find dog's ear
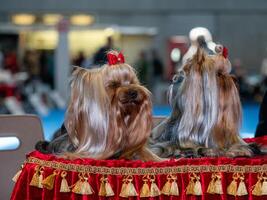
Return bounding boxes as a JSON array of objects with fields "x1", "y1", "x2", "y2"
[{"x1": 193, "y1": 48, "x2": 206, "y2": 64}]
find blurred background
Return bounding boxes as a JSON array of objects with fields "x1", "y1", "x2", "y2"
[{"x1": 0, "y1": 0, "x2": 267, "y2": 142}]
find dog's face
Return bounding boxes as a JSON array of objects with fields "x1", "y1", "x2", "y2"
[
  {"x1": 103, "y1": 64, "x2": 144, "y2": 118},
  {"x1": 102, "y1": 64, "x2": 152, "y2": 153}
]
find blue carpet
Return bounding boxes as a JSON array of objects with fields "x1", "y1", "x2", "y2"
[{"x1": 41, "y1": 103, "x2": 260, "y2": 141}]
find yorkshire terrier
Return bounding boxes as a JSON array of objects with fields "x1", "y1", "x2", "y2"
[
  {"x1": 149, "y1": 46, "x2": 260, "y2": 158},
  {"x1": 36, "y1": 51, "x2": 160, "y2": 161}
]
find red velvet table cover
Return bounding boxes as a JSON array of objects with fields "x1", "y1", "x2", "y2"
[{"x1": 11, "y1": 136, "x2": 267, "y2": 200}]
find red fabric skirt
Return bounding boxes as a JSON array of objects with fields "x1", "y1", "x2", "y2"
[{"x1": 11, "y1": 136, "x2": 267, "y2": 200}]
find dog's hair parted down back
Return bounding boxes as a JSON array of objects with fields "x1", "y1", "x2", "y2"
[{"x1": 149, "y1": 46, "x2": 257, "y2": 158}]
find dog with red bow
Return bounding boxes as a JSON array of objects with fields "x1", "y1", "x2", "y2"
[
  {"x1": 36, "y1": 51, "x2": 160, "y2": 161},
  {"x1": 149, "y1": 45, "x2": 260, "y2": 158}
]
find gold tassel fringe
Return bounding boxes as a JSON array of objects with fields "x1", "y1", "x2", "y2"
[
  {"x1": 72, "y1": 173, "x2": 94, "y2": 195},
  {"x1": 30, "y1": 166, "x2": 44, "y2": 188},
  {"x1": 119, "y1": 175, "x2": 138, "y2": 197},
  {"x1": 186, "y1": 174, "x2": 195, "y2": 195},
  {"x1": 236, "y1": 174, "x2": 248, "y2": 196},
  {"x1": 27, "y1": 165, "x2": 267, "y2": 197},
  {"x1": 262, "y1": 176, "x2": 267, "y2": 195},
  {"x1": 252, "y1": 173, "x2": 263, "y2": 196},
  {"x1": 161, "y1": 175, "x2": 172, "y2": 195},
  {"x1": 170, "y1": 175, "x2": 179, "y2": 196},
  {"x1": 60, "y1": 171, "x2": 70, "y2": 193},
  {"x1": 193, "y1": 174, "x2": 202, "y2": 195},
  {"x1": 42, "y1": 170, "x2": 60, "y2": 190},
  {"x1": 12, "y1": 164, "x2": 24, "y2": 183},
  {"x1": 227, "y1": 173, "x2": 238, "y2": 196},
  {"x1": 150, "y1": 175, "x2": 161, "y2": 197},
  {"x1": 207, "y1": 173, "x2": 216, "y2": 194},
  {"x1": 98, "y1": 175, "x2": 114, "y2": 197},
  {"x1": 214, "y1": 173, "x2": 223, "y2": 194},
  {"x1": 119, "y1": 178, "x2": 128, "y2": 198},
  {"x1": 140, "y1": 175, "x2": 150, "y2": 197},
  {"x1": 105, "y1": 180, "x2": 115, "y2": 197},
  {"x1": 126, "y1": 175, "x2": 138, "y2": 197}
]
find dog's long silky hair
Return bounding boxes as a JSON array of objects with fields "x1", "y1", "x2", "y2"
[
  {"x1": 211, "y1": 46, "x2": 250, "y2": 156},
  {"x1": 65, "y1": 67, "x2": 112, "y2": 159},
  {"x1": 174, "y1": 49, "x2": 218, "y2": 148},
  {"x1": 150, "y1": 47, "x2": 253, "y2": 157},
  {"x1": 101, "y1": 60, "x2": 159, "y2": 161},
  {"x1": 54, "y1": 51, "x2": 160, "y2": 161}
]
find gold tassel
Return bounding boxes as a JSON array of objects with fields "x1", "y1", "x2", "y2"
[
  {"x1": 193, "y1": 174, "x2": 202, "y2": 196},
  {"x1": 60, "y1": 171, "x2": 70, "y2": 193},
  {"x1": 42, "y1": 170, "x2": 60, "y2": 190},
  {"x1": 72, "y1": 173, "x2": 94, "y2": 195},
  {"x1": 98, "y1": 175, "x2": 114, "y2": 197},
  {"x1": 261, "y1": 177, "x2": 267, "y2": 195},
  {"x1": 105, "y1": 180, "x2": 115, "y2": 197},
  {"x1": 236, "y1": 174, "x2": 248, "y2": 196},
  {"x1": 227, "y1": 173, "x2": 238, "y2": 196},
  {"x1": 251, "y1": 173, "x2": 263, "y2": 196},
  {"x1": 12, "y1": 164, "x2": 24, "y2": 183},
  {"x1": 140, "y1": 175, "x2": 150, "y2": 198},
  {"x1": 207, "y1": 173, "x2": 216, "y2": 194},
  {"x1": 119, "y1": 177, "x2": 128, "y2": 198},
  {"x1": 126, "y1": 175, "x2": 138, "y2": 197},
  {"x1": 149, "y1": 175, "x2": 161, "y2": 197},
  {"x1": 12, "y1": 169, "x2": 22, "y2": 183},
  {"x1": 98, "y1": 177, "x2": 106, "y2": 196},
  {"x1": 169, "y1": 175, "x2": 179, "y2": 196},
  {"x1": 186, "y1": 174, "x2": 195, "y2": 195},
  {"x1": 214, "y1": 173, "x2": 223, "y2": 194},
  {"x1": 161, "y1": 175, "x2": 172, "y2": 195},
  {"x1": 30, "y1": 166, "x2": 44, "y2": 188}
]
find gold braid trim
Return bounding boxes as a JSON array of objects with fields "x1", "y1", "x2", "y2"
[{"x1": 26, "y1": 157, "x2": 267, "y2": 175}]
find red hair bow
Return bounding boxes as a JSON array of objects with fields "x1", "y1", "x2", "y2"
[
  {"x1": 222, "y1": 47, "x2": 228, "y2": 59},
  {"x1": 107, "y1": 52, "x2": 125, "y2": 65}
]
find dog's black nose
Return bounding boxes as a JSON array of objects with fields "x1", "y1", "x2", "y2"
[{"x1": 127, "y1": 90, "x2": 138, "y2": 99}]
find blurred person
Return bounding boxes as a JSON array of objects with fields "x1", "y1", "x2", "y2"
[
  {"x1": 151, "y1": 49, "x2": 164, "y2": 81},
  {"x1": 93, "y1": 36, "x2": 114, "y2": 65},
  {"x1": 81, "y1": 56, "x2": 94, "y2": 69},
  {"x1": 255, "y1": 90, "x2": 267, "y2": 137},
  {"x1": 4, "y1": 50, "x2": 19, "y2": 73},
  {"x1": 40, "y1": 50, "x2": 55, "y2": 89},
  {"x1": 135, "y1": 50, "x2": 149, "y2": 87},
  {"x1": 73, "y1": 51, "x2": 86, "y2": 67},
  {"x1": 23, "y1": 50, "x2": 41, "y2": 81},
  {"x1": 231, "y1": 58, "x2": 248, "y2": 98}
]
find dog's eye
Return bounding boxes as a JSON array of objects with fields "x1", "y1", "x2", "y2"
[{"x1": 109, "y1": 81, "x2": 120, "y2": 88}]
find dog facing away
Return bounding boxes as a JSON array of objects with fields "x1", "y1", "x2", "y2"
[
  {"x1": 149, "y1": 47, "x2": 258, "y2": 158},
  {"x1": 36, "y1": 51, "x2": 160, "y2": 161}
]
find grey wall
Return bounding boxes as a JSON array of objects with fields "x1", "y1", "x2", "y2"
[{"x1": 1, "y1": 0, "x2": 267, "y2": 72}]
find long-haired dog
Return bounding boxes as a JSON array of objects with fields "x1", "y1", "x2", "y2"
[
  {"x1": 149, "y1": 46, "x2": 259, "y2": 158},
  {"x1": 36, "y1": 51, "x2": 160, "y2": 161}
]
